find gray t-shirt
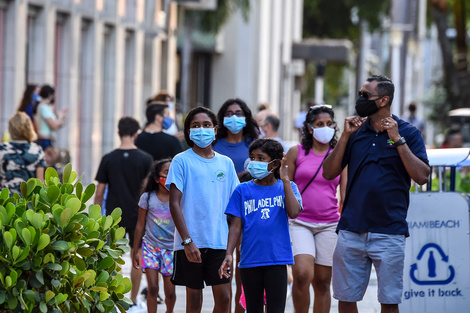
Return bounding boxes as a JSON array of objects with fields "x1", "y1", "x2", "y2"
[{"x1": 138, "y1": 191, "x2": 175, "y2": 250}]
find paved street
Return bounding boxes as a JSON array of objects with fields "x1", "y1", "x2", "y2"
[{"x1": 122, "y1": 251, "x2": 381, "y2": 313}]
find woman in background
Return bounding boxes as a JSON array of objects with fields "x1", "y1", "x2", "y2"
[
  {"x1": 18, "y1": 83, "x2": 41, "y2": 123},
  {"x1": 0, "y1": 112, "x2": 46, "y2": 195},
  {"x1": 286, "y1": 104, "x2": 346, "y2": 313}
]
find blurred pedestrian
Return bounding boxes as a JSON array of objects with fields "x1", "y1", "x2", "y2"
[
  {"x1": 285, "y1": 104, "x2": 346, "y2": 313},
  {"x1": 17, "y1": 83, "x2": 41, "y2": 124},
  {"x1": 441, "y1": 127, "x2": 463, "y2": 148},
  {"x1": 136, "y1": 102, "x2": 183, "y2": 161},
  {"x1": 218, "y1": 138, "x2": 302, "y2": 313},
  {"x1": 403, "y1": 102, "x2": 425, "y2": 137},
  {"x1": 133, "y1": 159, "x2": 176, "y2": 313},
  {"x1": 213, "y1": 98, "x2": 260, "y2": 174},
  {"x1": 34, "y1": 85, "x2": 67, "y2": 167},
  {"x1": 166, "y1": 106, "x2": 239, "y2": 313},
  {"x1": 0, "y1": 112, "x2": 46, "y2": 195},
  {"x1": 261, "y1": 114, "x2": 288, "y2": 152},
  {"x1": 94, "y1": 117, "x2": 153, "y2": 308},
  {"x1": 323, "y1": 75, "x2": 430, "y2": 313}
]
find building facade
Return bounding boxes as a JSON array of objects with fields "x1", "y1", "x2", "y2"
[{"x1": 0, "y1": 0, "x2": 178, "y2": 183}]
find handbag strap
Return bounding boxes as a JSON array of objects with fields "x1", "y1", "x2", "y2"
[{"x1": 300, "y1": 146, "x2": 331, "y2": 195}]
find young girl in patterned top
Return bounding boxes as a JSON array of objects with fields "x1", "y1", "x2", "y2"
[{"x1": 133, "y1": 159, "x2": 175, "y2": 313}]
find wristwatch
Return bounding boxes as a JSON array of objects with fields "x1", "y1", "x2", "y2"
[
  {"x1": 181, "y1": 238, "x2": 193, "y2": 246},
  {"x1": 393, "y1": 137, "x2": 406, "y2": 148}
]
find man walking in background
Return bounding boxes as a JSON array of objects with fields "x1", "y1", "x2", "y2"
[{"x1": 94, "y1": 116, "x2": 153, "y2": 309}]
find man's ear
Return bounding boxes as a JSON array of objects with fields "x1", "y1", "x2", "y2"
[{"x1": 379, "y1": 96, "x2": 390, "y2": 108}]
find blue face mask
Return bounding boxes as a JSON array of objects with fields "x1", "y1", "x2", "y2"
[
  {"x1": 247, "y1": 160, "x2": 275, "y2": 180},
  {"x1": 223, "y1": 116, "x2": 246, "y2": 134},
  {"x1": 162, "y1": 117, "x2": 174, "y2": 130},
  {"x1": 190, "y1": 128, "x2": 215, "y2": 148}
]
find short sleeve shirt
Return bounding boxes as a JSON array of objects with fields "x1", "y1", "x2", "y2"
[
  {"x1": 95, "y1": 148, "x2": 153, "y2": 228},
  {"x1": 213, "y1": 138, "x2": 252, "y2": 174},
  {"x1": 165, "y1": 149, "x2": 239, "y2": 251},
  {"x1": 36, "y1": 103, "x2": 56, "y2": 137},
  {"x1": 135, "y1": 131, "x2": 183, "y2": 161},
  {"x1": 339, "y1": 115, "x2": 428, "y2": 236},
  {"x1": 0, "y1": 141, "x2": 46, "y2": 195},
  {"x1": 225, "y1": 180, "x2": 302, "y2": 268},
  {"x1": 139, "y1": 192, "x2": 175, "y2": 250}
]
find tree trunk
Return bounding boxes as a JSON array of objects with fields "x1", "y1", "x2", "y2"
[
  {"x1": 453, "y1": 0, "x2": 469, "y2": 108},
  {"x1": 430, "y1": 5, "x2": 460, "y2": 108}
]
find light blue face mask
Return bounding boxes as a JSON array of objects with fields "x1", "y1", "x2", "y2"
[
  {"x1": 247, "y1": 160, "x2": 276, "y2": 180},
  {"x1": 190, "y1": 128, "x2": 215, "y2": 148},
  {"x1": 223, "y1": 116, "x2": 246, "y2": 134}
]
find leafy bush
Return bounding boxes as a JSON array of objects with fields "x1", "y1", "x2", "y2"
[{"x1": 0, "y1": 164, "x2": 132, "y2": 313}]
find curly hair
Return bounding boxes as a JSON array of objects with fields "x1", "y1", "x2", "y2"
[
  {"x1": 141, "y1": 158, "x2": 172, "y2": 195},
  {"x1": 216, "y1": 98, "x2": 260, "y2": 143},
  {"x1": 249, "y1": 138, "x2": 284, "y2": 179},
  {"x1": 184, "y1": 106, "x2": 218, "y2": 147},
  {"x1": 301, "y1": 106, "x2": 338, "y2": 155},
  {"x1": 8, "y1": 112, "x2": 37, "y2": 142}
]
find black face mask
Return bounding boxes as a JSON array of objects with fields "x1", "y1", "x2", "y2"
[{"x1": 355, "y1": 96, "x2": 379, "y2": 117}]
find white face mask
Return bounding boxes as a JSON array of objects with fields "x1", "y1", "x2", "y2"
[{"x1": 313, "y1": 126, "x2": 335, "y2": 144}]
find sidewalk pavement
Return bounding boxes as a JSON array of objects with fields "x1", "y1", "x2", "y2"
[{"x1": 122, "y1": 251, "x2": 381, "y2": 313}]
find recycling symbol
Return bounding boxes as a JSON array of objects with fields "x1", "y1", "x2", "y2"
[{"x1": 410, "y1": 243, "x2": 455, "y2": 285}]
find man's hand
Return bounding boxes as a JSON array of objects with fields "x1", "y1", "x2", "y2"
[
  {"x1": 344, "y1": 116, "x2": 366, "y2": 134},
  {"x1": 381, "y1": 117, "x2": 400, "y2": 142}
]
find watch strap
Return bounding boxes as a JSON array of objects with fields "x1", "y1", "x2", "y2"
[
  {"x1": 393, "y1": 137, "x2": 406, "y2": 147},
  {"x1": 181, "y1": 238, "x2": 192, "y2": 246}
]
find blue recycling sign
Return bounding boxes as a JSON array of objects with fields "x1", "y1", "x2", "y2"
[
  {"x1": 400, "y1": 193, "x2": 470, "y2": 313},
  {"x1": 409, "y1": 243, "x2": 455, "y2": 285}
]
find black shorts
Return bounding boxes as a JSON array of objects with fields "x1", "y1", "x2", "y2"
[{"x1": 171, "y1": 248, "x2": 230, "y2": 289}]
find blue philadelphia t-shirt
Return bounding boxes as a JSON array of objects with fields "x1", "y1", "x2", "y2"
[
  {"x1": 166, "y1": 149, "x2": 239, "y2": 251},
  {"x1": 339, "y1": 115, "x2": 429, "y2": 236},
  {"x1": 213, "y1": 138, "x2": 252, "y2": 173},
  {"x1": 225, "y1": 180, "x2": 302, "y2": 268}
]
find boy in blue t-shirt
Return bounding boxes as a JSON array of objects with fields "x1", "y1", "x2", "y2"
[{"x1": 166, "y1": 106, "x2": 239, "y2": 313}]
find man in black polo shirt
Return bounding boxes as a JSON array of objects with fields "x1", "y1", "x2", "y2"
[{"x1": 323, "y1": 75, "x2": 430, "y2": 313}]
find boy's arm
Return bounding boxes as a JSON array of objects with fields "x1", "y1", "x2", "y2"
[
  {"x1": 94, "y1": 182, "x2": 106, "y2": 205},
  {"x1": 169, "y1": 183, "x2": 201, "y2": 263},
  {"x1": 219, "y1": 216, "x2": 242, "y2": 279}
]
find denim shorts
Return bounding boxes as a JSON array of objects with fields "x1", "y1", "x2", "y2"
[{"x1": 332, "y1": 230, "x2": 406, "y2": 304}]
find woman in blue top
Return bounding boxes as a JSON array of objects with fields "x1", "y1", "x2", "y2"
[
  {"x1": 213, "y1": 98, "x2": 260, "y2": 174},
  {"x1": 219, "y1": 138, "x2": 303, "y2": 313}
]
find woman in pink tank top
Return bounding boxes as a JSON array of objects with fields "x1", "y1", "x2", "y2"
[{"x1": 285, "y1": 104, "x2": 346, "y2": 313}]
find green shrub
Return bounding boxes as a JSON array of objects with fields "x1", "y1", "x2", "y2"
[{"x1": 0, "y1": 164, "x2": 132, "y2": 313}]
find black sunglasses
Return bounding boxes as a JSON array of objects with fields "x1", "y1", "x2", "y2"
[{"x1": 358, "y1": 90, "x2": 385, "y2": 100}]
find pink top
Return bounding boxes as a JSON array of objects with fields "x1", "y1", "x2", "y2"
[{"x1": 294, "y1": 144, "x2": 341, "y2": 223}]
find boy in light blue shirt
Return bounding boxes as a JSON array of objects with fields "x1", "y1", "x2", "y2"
[{"x1": 166, "y1": 106, "x2": 238, "y2": 313}]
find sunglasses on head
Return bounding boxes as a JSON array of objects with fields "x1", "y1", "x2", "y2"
[
  {"x1": 358, "y1": 90, "x2": 385, "y2": 100},
  {"x1": 309, "y1": 104, "x2": 333, "y2": 112}
]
